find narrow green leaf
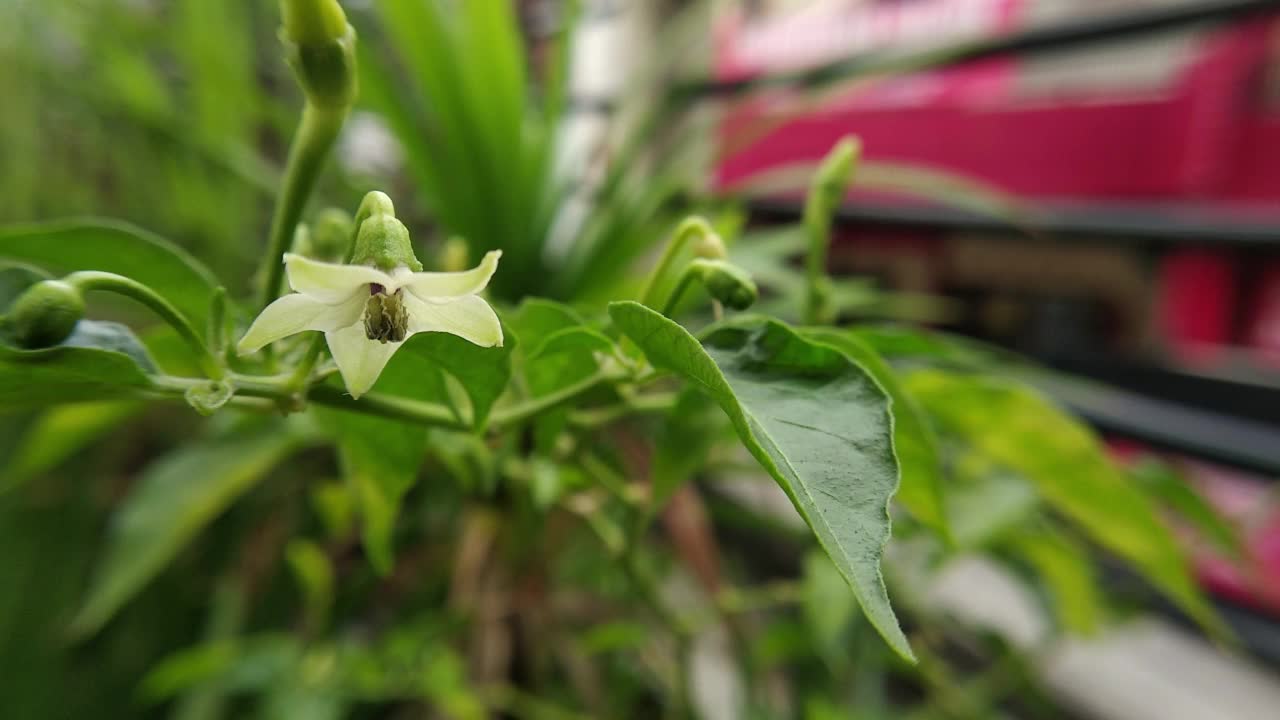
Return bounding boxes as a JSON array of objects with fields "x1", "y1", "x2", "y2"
[
  {"x1": 803, "y1": 550, "x2": 856, "y2": 657},
  {"x1": 1005, "y1": 527, "x2": 1104, "y2": 635},
  {"x1": 1130, "y1": 457, "x2": 1243, "y2": 557},
  {"x1": 0, "y1": 219, "x2": 220, "y2": 330},
  {"x1": 3, "y1": 401, "x2": 142, "y2": 491},
  {"x1": 528, "y1": 325, "x2": 618, "y2": 362},
  {"x1": 610, "y1": 302, "x2": 913, "y2": 661},
  {"x1": 804, "y1": 328, "x2": 949, "y2": 540},
  {"x1": 905, "y1": 371, "x2": 1228, "y2": 639},
  {"x1": 72, "y1": 424, "x2": 301, "y2": 637}
]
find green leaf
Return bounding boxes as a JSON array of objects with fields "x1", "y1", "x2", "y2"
[
  {"x1": 72, "y1": 424, "x2": 301, "y2": 637},
  {"x1": 849, "y1": 325, "x2": 1010, "y2": 369},
  {"x1": 649, "y1": 389, "x2": 724, "y2": 514},
  {"x1": 1130, "y1": 457, "x2": 1243, "y2": 557},
  {"x1": 946, "y1": 464, "x2": 1039, "y2": 550},
  {"x1": 904, "y1": 371, "x2": 1227, "y2": 639},
  {"x1": 507, "y1": 299, "x2": 600, "y2": 452},
  {"x1": 286, "y1": 540, "x2": 334, "y2": 633},
  {"x1": 0, "y1": 324, "x2": 153, "y2": 408},
  {"x1": 804, "y1": 329, "x2": 949, "y2": 539},
  {"x1": 402, "y1": 328, "x2": 513, "y2": 430},
  {"x1": 803, "y1": 550, "x2": 856, "y2": 658},
  {"x1": 609, "y1": 302, "x2": 913, "y2": 661},
  {"x1": 2, "y1": 401, "x2": 142, "y2": 492},
  {"x1": 315, "y1": 352, "x2": 449, "y2": 573},
  {"x1": 528, "y1": 325, "x2": 618, "y2": 362},
  {"x1": 0, "y1": 219, "x2": 220, "y2": 330},
  {"x1": 1005, "y1": 527, "x2": 1104, "y2": 635}
]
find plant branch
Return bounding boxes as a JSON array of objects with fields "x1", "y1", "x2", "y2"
[
  {"x1": 65, "y1": 271, "x2": 224, "y2": 380},
  {"x1": 256, "y1": 105, "x2": 346, "y2": 313}
]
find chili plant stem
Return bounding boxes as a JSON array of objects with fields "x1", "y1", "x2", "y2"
[
  {"x1": 638, "y1": 216, "x2": 719, "y2": 310},
  {"x1": 65, "y1": 271, "x2": 225, "y2": 380},
  {"x1": 257, "y1": 105, "x2": 346, "y2": 314}
]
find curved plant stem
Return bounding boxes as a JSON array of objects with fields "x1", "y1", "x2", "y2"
[
  {"x1": 488, "y1": 369, "x2": 618, "y2": 428},
  {"x1": 287, "y1": 335, "x2": 328, "y2": 390},
  {"x1": 65, "y1": 271, "x2": 224, "y2": 380},
  {"x1": 638, "y1": 216, "x2": 717, "y2": 310},
  {"x1": 660, "y1": 266, "x2": 699, "y2": 318}
]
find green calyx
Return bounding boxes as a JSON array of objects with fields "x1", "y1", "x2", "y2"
[
  {"x1": 691, "y1": 259, "x2": 758, "y2": 311},
  {"x1": 6, "y1": 280, "x2": 85, "y2": 348},
  {"x1": 348, "y1": 191, "x2": 423, "y2": 272},
  {"x1": 280, "y1": 1, "x2": 356, "y2": 111}
]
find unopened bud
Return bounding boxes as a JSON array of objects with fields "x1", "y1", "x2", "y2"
[
  {"x1": 280, "y1": 0, "x2": 357, "y2": 110},
  {"x1": 438, "y1": 236, "x2": 470, "y2": 273},
  {"x1": 692, "y1": 230, "x2": 727, "y2": 260},
  {"x1": 310, "y1": 208, "x2": 354, "y2": 260},
  {"x1": 281, "y1": 0, "x2": 348, "y2": 46},
  {"x1": 6, "y1": 280, "x2": 84, "y2": 348},
  {"x1": 691, "y1": 259, "x2": 757, "y2": 311}
]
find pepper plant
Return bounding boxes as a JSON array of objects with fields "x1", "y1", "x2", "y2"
[{"x1": 0, "y1": 1, "x2": 1235, "y2": 718}]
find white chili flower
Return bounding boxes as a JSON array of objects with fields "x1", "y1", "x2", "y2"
[{"x1": 238, "y1": 250, "x2": 503, "y2": 398}]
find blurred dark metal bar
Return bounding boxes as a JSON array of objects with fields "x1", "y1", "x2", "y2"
[
  {"x1": 750, "y1": 198, "x2": 1280, "y2": 248},
  {"x1": 685, "y1": 0, "x2": 1280, "y2": 98}
]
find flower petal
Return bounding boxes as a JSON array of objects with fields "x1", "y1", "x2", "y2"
[
  {"x1": 284, "y1": 253, "x2": 391, "y2": 303},
  {"x1": 237, "y1": 293, "x2": 364, "y2": 355},
  {"x1": 399, "y1": 250, "x2": 501, "y2": 302},
  {"x1": 325, "y1": 324, "x2": 404, "y2": 398},
  {"x1": 404, "y1": 293, "x2": 503, "y2": 347}
]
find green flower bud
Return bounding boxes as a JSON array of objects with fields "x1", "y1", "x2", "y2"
[
  {"x1": 6, "y1": 280, "x2": 84, "y2": 348},
  {"x1": 281, "y1": 0, "x2": 348, "y2": 46},
  {"x1": 310, "y1": 208, "x2": 354, "y2": 260},
  {"x1": 692, "y1": 228, "x2": 727, "y2": 260},
  {"x1": 813, "y1": 136, "x2": 860, "y2": 212},
  {"x1": 438, "y1": 236, "x2": 470, "y2": 273},
  {"x1": 349, "y1": 191, "x2": 423, "y2": 272},
  {"x1": 280, "y1": 0, "x2": 357, "y2": 111},
  {"x1": 691, "y1": 259, "x2": 758, "y2": 311}
]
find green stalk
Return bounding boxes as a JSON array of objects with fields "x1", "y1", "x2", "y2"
[
  {"x1": 257, "y1": 104, "x2": 347, "y2": 311},
  {"x1": 803, "y1": 137, "x2": 859, "y2": 325},
  {"x1": 638, "y1": 216, "x2": 720, "y2": 309},
  {"x1": 65, "y1": 271, "x2": 224, "y2": 380}
]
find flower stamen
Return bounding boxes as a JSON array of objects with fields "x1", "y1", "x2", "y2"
[{"x1": 363, "y1": 288, "x2": 409, "y2": 343}]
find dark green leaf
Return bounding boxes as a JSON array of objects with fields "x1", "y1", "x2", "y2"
[
  {"x1": 402, "y1": 327, "x2": 514, "y2": 430},
  {"x1": 610, "y1": 302, "x2": 913, "y2": 661},
  {"x1": 0, "y1": 324, "x2": 153, "y2": 408},
  {"x1": 0, "y1": 219, "x2": 220, "y2": 330},
  {"x1": 72, "y1": 424, "x2": 302, "y2": 636},
  {"x1": 905, "y1": 371, "x2": 1227, "y2": 639},
  {"x1": 804, "y1": 329, "x2": 949, "y2": 539},
  {"x1": 315, "y1": 353, "x2": 449, "y2": 573}
]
